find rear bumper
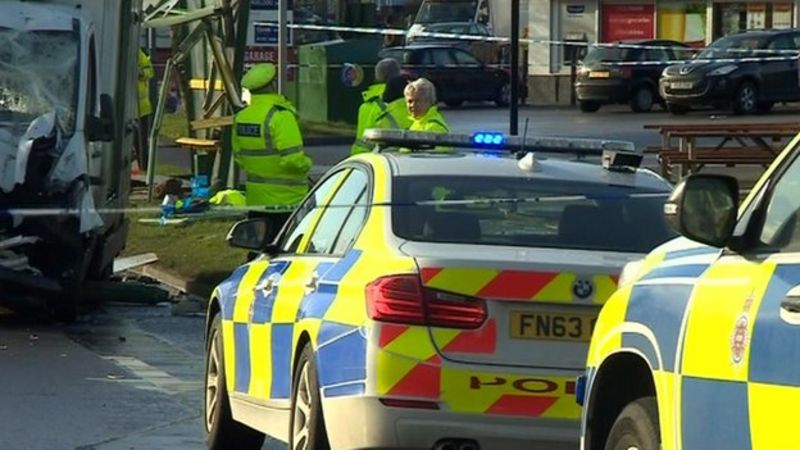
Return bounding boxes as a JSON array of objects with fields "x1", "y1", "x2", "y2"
[{"x1": 322, "y1": 396, "x2": 579, "y2": 450}]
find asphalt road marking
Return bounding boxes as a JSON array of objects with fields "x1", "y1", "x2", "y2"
[{"x1": 97, "y1": 355, "x2": 202, "y2": 396}]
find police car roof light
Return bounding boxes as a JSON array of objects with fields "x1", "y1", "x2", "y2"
[
  {"x1": 364, "y1": 129, "x2": 641, "y2": 168},
  {"x1": 472, "y1": 131, "x2": 506, "y2": 147}
]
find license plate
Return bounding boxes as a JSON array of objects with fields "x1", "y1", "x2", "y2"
[
  {"x1": 589, "y1": 71, "x2": 610, "y2": 78},
  {"x1": 510, "y1": 311, "x2": 596, "y2": 342},
  {"x1": 671, "y1": 81, "x2": 694, "y2": 90}
]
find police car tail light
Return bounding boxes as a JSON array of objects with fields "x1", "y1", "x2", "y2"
[
  {"x1": 425, "y1": 290, "x2": 487, "y2": 329},
  {"x1": 366, "y1": 275, "x2": 487, "y2": 329},
  {"x1": 366, "y1": 275, "x2": 426, "y2": 326}
]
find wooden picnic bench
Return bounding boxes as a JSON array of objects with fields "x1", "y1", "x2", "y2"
[
  {"x1": 172, "y1": 115, "x2": 235, "y2": 176},
  {"x1": 644, "y1": 122, "x2": 799, "y2": 180}
]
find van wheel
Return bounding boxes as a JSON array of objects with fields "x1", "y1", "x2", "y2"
[
  {"x1": 579, "y1": 101, "x2": 601, "y2": 113},
  {"x1": 630, "y1": 86, "x2": 654, "y2": 112},
  {"x1": 204, "y1": 314, "x2": 265, "y2": 450},
  {"x1": 733, "y1": 81, "x2": 758, "y2": 115},
  {"x1": 666, "y1": 103, "x2": 689, "y2": 115},
  {"x1": 604, "y1": 397, "x2": 660, "y2": 450},
  {"x1": 290, "y1": 344, "x2": 330, "y2": 450}
]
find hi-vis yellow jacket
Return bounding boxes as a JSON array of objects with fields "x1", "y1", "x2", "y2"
[{"x1": 233, "y1": 93, "x2": 311, "y2": 207}]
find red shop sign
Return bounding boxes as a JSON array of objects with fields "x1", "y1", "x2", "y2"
[
  {"x1": 244, "y1": 46, "x2": 298, "y2": 81},
  {"x1": 602, "y1": 4, "x2": 655, "y2": 42}
]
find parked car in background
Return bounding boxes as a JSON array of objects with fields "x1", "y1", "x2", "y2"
[
  {"x1": 379, "y1": 45, "x2": 525, "y2": 107},
  {"x1": 575, "y1": 40, "x2": 693, "y2": 113},
  {"x1": 405, "y1": 22, "x2": 499, "y2": 64},
  {"x1": 660, "y1": 29, "x2": 800, "y2": 115}
]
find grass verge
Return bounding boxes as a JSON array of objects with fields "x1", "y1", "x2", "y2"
[
  {"x1": 158, "y1": 112, "x2": 190, "y2": 143},
  {"x1": 123, "y1": 196, "x2": 248, "y2": 297}
]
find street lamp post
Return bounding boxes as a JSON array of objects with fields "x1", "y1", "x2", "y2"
[
  {"x1": 510, "y1": 0, "x2": 520, "y2": 135},
  {"x1": 278, "y1": 0, "x2": 288, "y2": 95}
]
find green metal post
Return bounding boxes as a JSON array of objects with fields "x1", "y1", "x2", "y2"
[{"x1": 219, "y1": 0, "x2": 249, "y2": 190}]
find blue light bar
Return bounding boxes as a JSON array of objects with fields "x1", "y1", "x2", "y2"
[{"x1": 472, "y1": 131, "x2": 505, "y2": 148}]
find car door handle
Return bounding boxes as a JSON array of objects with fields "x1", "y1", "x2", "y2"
[
  {"x1": 305, "y1": 274, "x2": 319, "y2": 292},
  {"x1": 255, "y1": 274, "x2": 279, "y2": 295},
  {"x1": 781, "y1": 297, "x2": 800, "y2": 313},
  {"x1": 256, "y1": 278, "x2": 275, "y2": 294},
  {"x1": 782, "y1": 287, "x2": 800, "y2": 313},
  {"x1": 780, "y1": 287, "x2": 800, "y2": 324}
]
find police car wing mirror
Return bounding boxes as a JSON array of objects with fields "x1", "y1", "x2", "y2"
[
  {"x1": 227, "y1": 218, "x2": 272, "y2": 251},
  {"x1": 664, "y1": 174, "x2": 739, "y2": 248}
]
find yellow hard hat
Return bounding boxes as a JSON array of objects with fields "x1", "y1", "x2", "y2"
[{"x1": 242, "y1": 63, "x2": 277, "y2": 91}]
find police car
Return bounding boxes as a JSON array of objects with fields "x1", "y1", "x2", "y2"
[
  {"x1": 203, "y1": 130, "x2": 675, "y2": 450},
  {"x1": 578, "y1": 133, "x2": 800, "y2": 450}
]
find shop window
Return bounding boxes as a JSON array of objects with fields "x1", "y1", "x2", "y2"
[
  {"x1": 657, "y1": 3, "x2": 707, "y2": 47},
  {"x1": 601, "y1": 4, "x2": 655, "y2": 42},
  {"x1": 713, "y1": 3, "x2": 794, "y2": 39}
]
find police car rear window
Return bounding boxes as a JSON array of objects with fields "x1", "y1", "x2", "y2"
[{"x1": 391, "y1": 176, "x2": 677, "y2": 253}]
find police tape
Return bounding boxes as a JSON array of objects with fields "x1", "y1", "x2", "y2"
[
  {"x1": 275, "y1": 56, "x2": 797, "y2": 70},
  {"x1": 257, "y1": 21, "x2": 800, "y2": 56},
  {"x1": 0, "y1": 193, "x2": 672, "y2": 217}
]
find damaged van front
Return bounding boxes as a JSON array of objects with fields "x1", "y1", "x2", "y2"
[{"x1": 0, "y1": 1, "x2": 140, "y2": 320}]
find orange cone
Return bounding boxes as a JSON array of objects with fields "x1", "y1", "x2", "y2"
[{"x1": 132, "y1": 160, "x2": 141, "y2": 176}]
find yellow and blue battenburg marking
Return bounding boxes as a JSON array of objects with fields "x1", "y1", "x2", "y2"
[
  {"x1": 218, "y1": 250, "x2": 367, "y2": 400},
  {"x1": 584, "y1": 233, "x2": 800, "y2": 450},
  {"x1": 305, "y1": 251, "x2": 368, "y2": 397}
]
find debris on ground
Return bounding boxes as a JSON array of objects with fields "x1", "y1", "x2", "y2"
[
  {"x1": 113, "y1": 253, "x2": 159, "y2": 273},
  {"x1": 82, "y1": 280, "x2": 171, "y2": 306}
]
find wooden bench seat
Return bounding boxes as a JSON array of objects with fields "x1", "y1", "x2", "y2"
[
  {"x1": 174, "y1": 137, "x2": 220, "y2": 151},
  {"x1": 643, "y1": 145, "x2": 771, "y2": 155},
  {"x1": 658, "y1": 147, "x2": 776, "y2": 179},
  {"x1": 659, "y1": 147, "x2": 774, "y2": 158}
]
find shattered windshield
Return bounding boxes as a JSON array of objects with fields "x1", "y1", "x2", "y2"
[{"x1": 0, "y1": 27, "x2": 79, "y2": 137}]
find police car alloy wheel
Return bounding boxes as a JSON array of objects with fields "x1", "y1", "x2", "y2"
[
  {"x1": 604, "y1": 397, "x2": 660, "y2": 450},
  {"x1": 204, "y1": 315, "x2": 265, "y2": 450},
  {"x1": 290, "y1": 344, "x2": 330, "y2": 450}
]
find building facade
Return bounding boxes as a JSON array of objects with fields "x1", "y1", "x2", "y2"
[{"x1": 527, "y1": 0, "x2": 800, "y2": 104}]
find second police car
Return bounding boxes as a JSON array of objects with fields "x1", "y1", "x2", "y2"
[
  {"x1": 579, "y1": 131, "x2": 800, "y2": 449},
  {"x1": 203, "y1": 130, "x2": 676, "y2": 450}
]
